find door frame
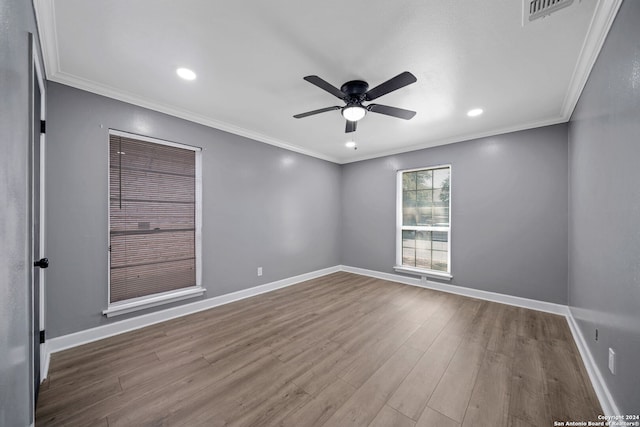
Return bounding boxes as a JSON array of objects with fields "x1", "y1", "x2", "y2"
[{"x1": 30, "y1": 31, "x2": 46, "y2": 407}]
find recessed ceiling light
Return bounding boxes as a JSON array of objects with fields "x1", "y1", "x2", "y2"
[
  {"x1": 467, "y1": 108, "x2": 483, "y2": 117},
  {"x1": 345, "y1": 141, "x2": 357, "y2": 148},
  {"x1": 176, "y1": 67, "x2": 196, "y2": 81}
]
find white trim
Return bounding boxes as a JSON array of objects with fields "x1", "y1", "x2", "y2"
[
  {"x1": 341, "y1": 265, "x2": 569, "y2": 316},
  {"x1": 393, "y1": 265, "x2": 452, "y2": 280},
  {"x1": 33, "y1": 0, "x2": 60, "y2": 79},
  {"x1": 396, "y1": 165, "x2": 452, "y2": 277},
  {"x1": 340, "y1": 116, "x2": 568, "y2": 164},
  {"x1": 195, "y1": 149, "x2": 202, "y2": 290},
  {"x1": 32, "y1": 33, "x2": 47, "y2": 386},
  {"x1": 42, "y1": 265, "x2": 340, "y2": 379},
  {"x1": 41, "y1": 263, "x2": 617, "y2": 415},
  {"x1": 33, "y1": 0, "x2": 621, "y2": 166},
  {"x1": 102, "y1": 287, "x2": 207, "y2": 317},
  {"x1": 54, "y1": 71, "x2": 339, "y2": 163},
  {"x1": 561, "y1": 0, "x2": 624, "y2": 119},
  {"x1": 33, "y1": 0, "x2": 338, "y2": 163},
  {"x1": 565, "y1": 308, "x2": 621, "y2": 417},
  {"x1": 109, "y1": 128, "x2": 202, "y2": 152}
]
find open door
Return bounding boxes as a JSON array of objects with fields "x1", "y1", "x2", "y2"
[{"x1": 29, "y1": 33, "x2": 47, "y2": 407}]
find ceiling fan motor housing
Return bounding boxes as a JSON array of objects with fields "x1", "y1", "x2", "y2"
[{"x1": 340, "y1": 80, "x2": 369, "y2": 101}]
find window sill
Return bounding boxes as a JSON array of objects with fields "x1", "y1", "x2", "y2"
[
  {"x1": 393, "y1": 266, "x2": 453, "y2": 280},
  {"x1": 103, "y1": 286, "x2": 206, "y2": 318}
]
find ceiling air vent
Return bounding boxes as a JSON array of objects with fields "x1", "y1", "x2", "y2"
[{"x1": 523, "y1": 0, "x2": 574, "y2": 25}]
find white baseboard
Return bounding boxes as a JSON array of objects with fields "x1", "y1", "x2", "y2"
[
  {"x1": 566, "y1": 308, "x2": 620, "y2": 417},
  {"x1": 42, "y1": 265, "x2": 340, "y2": 379},
  {"x1": 42, "y1": 263, "x2": 619, "y2": 417},
  {"x1": 340, "y1": 265, "x2": 569, "y2": 315}
]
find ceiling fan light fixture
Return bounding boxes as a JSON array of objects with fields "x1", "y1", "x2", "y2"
[
  {"x1": 345, "y1": 141, "x2": 357, "y2": 148},
  {"x1": 467, "y1": 108, "x2": 483, "y2": 117},
  {"x1": 342, "y1": 105, "x2": 366, "y2": 122}
]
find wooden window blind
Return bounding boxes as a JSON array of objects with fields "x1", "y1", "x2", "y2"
[{"x1": 109, "y1": 134, "x2": 197, "y2": 303}]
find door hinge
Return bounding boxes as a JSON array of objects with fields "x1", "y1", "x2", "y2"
[
  {"x1": 39, "y1": 330, "x2": 45, "y2": 344},
  {"x1": 40, "y1": 120, "x2": 46, "y2": 134}
]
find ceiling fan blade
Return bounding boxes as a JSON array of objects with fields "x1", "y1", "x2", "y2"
[
  {"x1": 364, "y1": 72, "x2": 417, "y2": 101},
  {"x1": 367, "y1": 104, "x2": 416, "y2": 120},
  {"x1": 345, "y1": 120, "x2": 357, "y2": 133},
  {"x1": 303, "y1": 76, "x2": 346, "y2": 99},
  {"x1": 293, "y1": 106, "x2": 341, "y2": 119}
]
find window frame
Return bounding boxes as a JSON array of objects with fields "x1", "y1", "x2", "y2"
[
  {"x1": 394, "y1": 164, "x2": 453, "y2": 280},
  {"x1": 103, "y1": 129, "x2": 204, "y2": 317}
]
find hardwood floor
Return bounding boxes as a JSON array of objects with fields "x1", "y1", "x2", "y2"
[{"x1": 36, "y1": 272, "x2": 602, "y2": 426}]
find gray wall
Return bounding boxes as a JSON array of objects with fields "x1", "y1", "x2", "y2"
[
  {"x1": 342, "y1": 124, "x2": 569, "y2": 304},
  {"x1": 46, "y1": 82, "x2": 341, "y2": 337},
  {"x1": 0, "y1": 0, "x2": 42, "y2": 425},
  {"x1": 568, "y1": 0, "x2": 640, "y2": 415}
]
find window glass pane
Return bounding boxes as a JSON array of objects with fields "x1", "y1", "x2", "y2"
[
  {"x1": 432, "y1": 206, "x2": 449, "y2": 226},
  {"x1": 416, "y1": 207, "x2": 433, "y2": 226},
  {"x1": 431, "y1": 250, "x2": 448, "y2": 271},
  {"x1": 416, "y1": 170, "x2": 432, "y2": 189},
  {"x1": 432, "y1": 231, "x2": 448, "y2": 251},
  {"x1": 416, "y1": 190, "x2": 432, "y2": 207},
  {"x1": 415, "y1": 231, "x2": 431, "y2": 250},
  {"x1": 433, "y1": 168, "x2": 450, "y2": 189},
  {"x1": 440, "y1": 179, "x2": 450, "y2": 205},
  {"x1": 402, "y1": 230, "x2": 449, "y2": 272},
  {"x1": 403, "y1": 191, "x2": 416, "y2": 208},
  {"x1": 402, "y1": 230, "x2": 416, "y2": 248},
  {"x1": 403, "y1": 172, "x2": 417, "y2": 191},
  {"x1": 416, "y1": 249, "x2": 431, "y2": 269},
  {"x1": 403, "y1": 192, "x2": 417, "y2": 226},
  {"x1": 399, "y1": 166, "x2": 450, "y2": 274},
  {"x1": 403, "y1": 209, "x2": 417, "y2": 226},
  {"x1": 402, "y1": 247, "x2": 416, "y2": 266}
]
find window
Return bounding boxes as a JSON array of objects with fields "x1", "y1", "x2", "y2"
[
  {"x1": 104, "y1": 130, "x2": 203, "y2": 316},
  {"x1": 395, "y1": 165, "x2": 452, "y2": 278}
]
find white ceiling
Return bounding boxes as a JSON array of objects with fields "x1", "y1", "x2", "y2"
[{"x1": 35, "y1": 0, "x2": 621, "y2": 164}]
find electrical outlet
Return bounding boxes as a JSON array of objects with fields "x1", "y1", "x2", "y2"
[
  {"x1": 608, "y1": 348, "x2": 616, "y2": 375},
  {"x1": 257, "y1": 267, "x2": 263, "y2": 277}
]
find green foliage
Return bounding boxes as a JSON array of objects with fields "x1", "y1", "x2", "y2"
[{"x1": 440, "y1": 176, "x2": 450, "y2": 204}]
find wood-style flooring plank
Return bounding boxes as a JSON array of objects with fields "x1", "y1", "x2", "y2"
[
  {"x1": 388, "y1": 331, "x2": 462, "y2": 420},
  {"x1": 416, "y1": 407, "x2": 461, "y2": 427},
  {"x1": 405, "y1": 293, "x2": 463, "y2": 352},
  {"x1": 41, "y1": 355, "x2": 211, "y2": 426},
  {"x1": 281, "y1": 378, "x2": 356, "y2": 427},
  {"x1": 369, "y1": 405, "x2": 416, "y2": 427},
  {"x1": 322, "y1": 344, "x2": 422, "y2": 427},
  {"x1": 427, "y1": 340, "x2": 486, "y2": 423},
  {"x1": 462, "y1": 350, "x2": 511, "y2": 427},
  {"x1": 337, "y1": 319, "x2": 422, "y2": 388},
  {"x1": 541, "y1": 338, "x2": 602, "y2": 423},
  {"x1": 36, "y1": 272, "x2": 603, "y2": 426}
]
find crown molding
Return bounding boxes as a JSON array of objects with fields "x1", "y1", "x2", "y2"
[
  {"x1": 33, "y1": 1, "x2": 339, "y2": 164},
  {"x1": 35, "y1": 0, "x2": 621, "y2": 165},
  {"x1": 33, "y1": 0, "x2": 60, "y2": 79},
  {"x1": 48, "y1": 71, "x2": 340, "y2": 163},
  {"x1": 339, "y1": 115, "x2": 568, "y2": 164},
  {"x1": 561, "y1": 0, "x2": 623, "y2": 119}
]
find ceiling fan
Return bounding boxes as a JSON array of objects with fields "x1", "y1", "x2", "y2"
[{"x1": 293, "y1": 71, "x2": 417, "y2": 133}]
